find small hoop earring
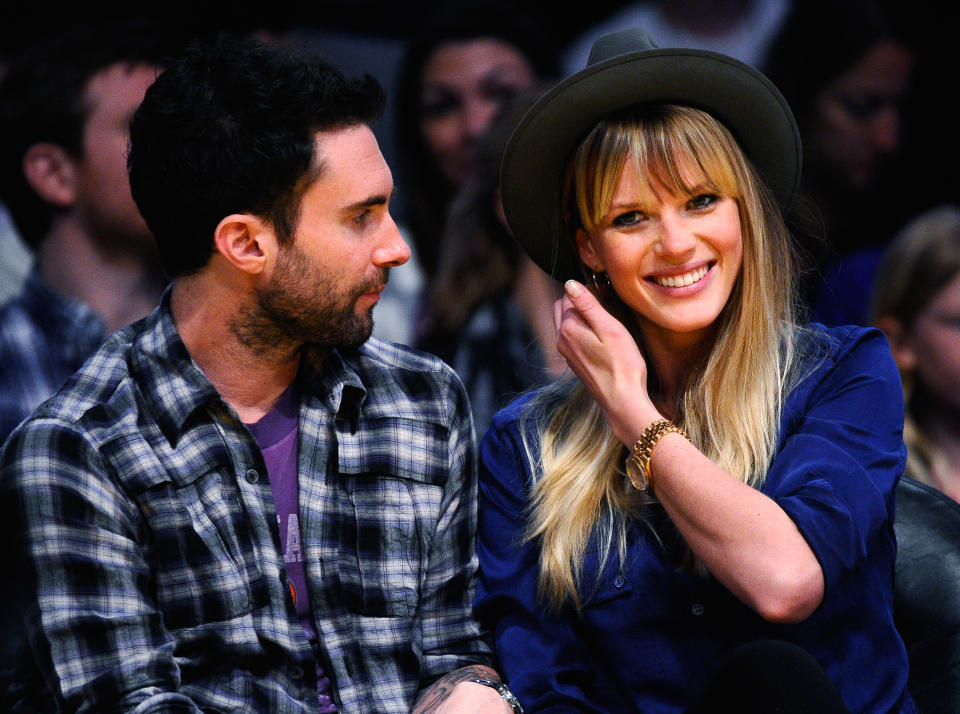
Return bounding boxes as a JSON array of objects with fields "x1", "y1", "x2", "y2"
[{"x1": 591, "y1": 270, "x2": 612, "y2": 294}]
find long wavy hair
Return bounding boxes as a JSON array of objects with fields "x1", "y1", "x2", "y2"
[{"x1": 522, "y1": 105, "x2": 804, "y2": 611}]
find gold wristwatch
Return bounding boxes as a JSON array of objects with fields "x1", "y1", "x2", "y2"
[{"x1": 625, "y1": 419, "x2": 688, "y2": 493}]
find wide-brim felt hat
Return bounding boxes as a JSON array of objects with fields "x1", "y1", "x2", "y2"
[{"x1": 500, "y1": 27, "x2": 801, "y2": 282}]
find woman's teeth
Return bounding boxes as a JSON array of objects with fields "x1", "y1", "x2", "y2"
[{"x1": 653, "y1": 265, "x2": 709, "y2": 288}]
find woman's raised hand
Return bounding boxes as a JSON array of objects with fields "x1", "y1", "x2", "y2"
[{"x1": 553, "y1": 280, "x2": 661, "y2": 445}]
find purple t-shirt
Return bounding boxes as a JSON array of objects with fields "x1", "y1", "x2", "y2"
[{"x1": 248, "y1": 386, "x2": 337, "y2": 712}]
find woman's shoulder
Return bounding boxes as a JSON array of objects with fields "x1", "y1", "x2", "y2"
[
  {"x1": 786, "y1": 321, "x2": 901, "y2": 412},
  {"x1": 480, "y1": 380, "x2": 578, "y2": 472},
  {"x1": 795, "y1": 321, "x2": 893, "y2": 369},
  {"x1": 483, "y1": 388, "x2": 546, "y2": 457}
]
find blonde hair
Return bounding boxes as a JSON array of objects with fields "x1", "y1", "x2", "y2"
[{"x1": 524, "y1": 105, "x2": 802, "y2": 610}]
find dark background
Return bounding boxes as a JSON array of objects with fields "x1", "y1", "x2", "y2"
[
  {"x1": 2, "y1": 1, "x2": 955, "y2": 231},
  {"x1": 0, "y1": 2, "x2": 615, "y2": 57}
]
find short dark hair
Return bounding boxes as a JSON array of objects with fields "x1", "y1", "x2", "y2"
[
  {"x1": 128, "y1": 33, "x2": 385, "y2": 278},
  {"x1": 0, "y1": 18, "x2": 183, "y2": 249}
]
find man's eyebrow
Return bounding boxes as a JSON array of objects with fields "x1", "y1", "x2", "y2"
[{"x1": 341, "y1": 191, "x2": 392, "y2": 214}]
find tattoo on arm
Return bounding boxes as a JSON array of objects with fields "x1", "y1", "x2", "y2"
[{"x1": 412, "y1": 664, "x2": 501, "y2": 713}]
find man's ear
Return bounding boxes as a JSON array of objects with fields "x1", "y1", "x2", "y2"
[
  {"x1": 213, "y1": 214, "x2": 274, "y2": 276},
  {"x1": 22, "y1": 143, "x2": 76, "y2": 207},
  {"x1": 575, "y1": 227, "x2": 604, "y2": 273},
  {"x1": 875, "y1": 315, "x2": 917, "y2": 372}
]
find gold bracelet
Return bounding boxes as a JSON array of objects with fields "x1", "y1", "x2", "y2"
[{"x1": 625, "y1": 419, "x2": 689, "y2": 493}]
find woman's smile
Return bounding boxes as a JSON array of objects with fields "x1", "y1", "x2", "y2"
[{"x1": 648, "y1": 262, "x2": 713, "y2": 289}]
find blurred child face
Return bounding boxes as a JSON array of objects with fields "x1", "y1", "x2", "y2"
[
  {"x1": 807, "y1": 39, "x2": 913, "y2": 192},
  {"x1": 909, "y1": 271, "x2": 960, "y2": 412},
  {"x1": 418, "y1": 38, "x2": 536, "y2": 189}
]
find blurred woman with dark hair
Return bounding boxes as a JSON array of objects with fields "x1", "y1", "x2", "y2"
[
  {"x1": 393, "y1": 1, "x2": 557, "y2": 284},
  {"x1": 415, "y1": 90, "x2": 565, "y2": 433}
]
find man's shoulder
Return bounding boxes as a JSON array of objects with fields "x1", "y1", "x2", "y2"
[
  {"x1": 359, "y1": 336, "x2": 451, "y2": 373},
  {"x1": 344, "y1": 337, "x2": 468, "y2": 423},
  {"x1": 0, "y1": 274, "x2": 104, "y2": 364},
  {"x1": 0, "y1": 288, "x2": 43, "y2": 353},
  {"x1": 10, "y1": 323, "x2": 143, "y2": 440}
]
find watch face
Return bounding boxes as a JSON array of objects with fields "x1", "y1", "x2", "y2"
[{"x1": 626, "y1": 456, "x2": 648, "y2": 491}]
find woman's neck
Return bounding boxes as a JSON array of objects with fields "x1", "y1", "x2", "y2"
[{"x1": 638, "y1": 323, "x2": 713, "y2": 415}]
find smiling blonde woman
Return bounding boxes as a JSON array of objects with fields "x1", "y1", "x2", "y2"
[{"x1": 474, "y1": 27, "x2": 914, "y2": 714}]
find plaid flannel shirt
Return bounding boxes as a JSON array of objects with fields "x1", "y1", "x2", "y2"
[
  {"x1": 0, "y1": 269, "x2": 107, "y2": 445},
  {"x1": 0, "y1": 290, "x2": 493, "y2": 713}
]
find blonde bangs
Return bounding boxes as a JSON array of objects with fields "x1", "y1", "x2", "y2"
[{"x1": 574, "y1": 105, "x2": 744, "y2": 234}]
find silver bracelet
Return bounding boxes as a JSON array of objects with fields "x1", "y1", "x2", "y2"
[{"x1": 469, "y1": 677, "x2": 524, "y2": 713}]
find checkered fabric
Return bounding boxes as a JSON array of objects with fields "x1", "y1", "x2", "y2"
[{"x1": 0, "y1": 289, "x2": 492, "y2": 713}]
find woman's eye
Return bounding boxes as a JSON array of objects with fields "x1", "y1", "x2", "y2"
[
  {"x1": 689, "y1": 194, "x2": 717, "y2": 210},
  {"x1": 612, "y1": 211, "x2": 644, "y2": 228},
  {"x1": 932, "y1": 312, "x2": 960, "y2": 329}
]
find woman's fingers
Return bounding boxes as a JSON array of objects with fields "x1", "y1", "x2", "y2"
[
  {"x1": 553, "y1": 281, "x2": 656, "y2": 444},
  {"x1": 562, "y1": 280, "x2": 604, "y2": 330},
  {"x1": 558, "y1": 279, "x2": 631, "y2": 347}
]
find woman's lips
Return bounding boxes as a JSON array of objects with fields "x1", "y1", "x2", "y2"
[{"x1": 648, "y1": 262, "x2": 713, "y2": 288}]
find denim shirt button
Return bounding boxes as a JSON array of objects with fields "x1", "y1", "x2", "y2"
[
  {"x1": 613, "y1": 574, "x2": 626, "y2": 588},
  {"x1": 244, "y1": 468, "x2": 259, "y2": 484},
  {"x1": 691, "y1": 602, "x2": 705, "y2": 616}
]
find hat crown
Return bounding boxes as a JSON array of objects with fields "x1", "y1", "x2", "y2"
[{"x1": 586, "y1": 27, "x2": 660, "y2": 66}]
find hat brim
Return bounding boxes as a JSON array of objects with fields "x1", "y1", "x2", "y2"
[{"x1": 501, "y1": 47, "x2": 801, "y2": 281}]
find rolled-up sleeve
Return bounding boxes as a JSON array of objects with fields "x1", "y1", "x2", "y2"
[{"x1": 767, "y1": 327, "x2": 906, "y2": 591}]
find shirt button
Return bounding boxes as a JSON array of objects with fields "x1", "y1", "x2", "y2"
[
  {"x1": 613, "y1": 574, "x2": 626, "y2": 588},
  {"x1": 691, "y1": 602, "x2": 705, "y2": 616},
  {"x1": 244, "y1": 468, "x2": 259, "y2": 483},
  {"x1": 289, "y1": 665, "x2": 304, "y2": 680}
]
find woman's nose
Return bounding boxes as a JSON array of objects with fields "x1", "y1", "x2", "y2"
[{"x1": 655, "y1": 212, "x2": 697, "y2": 259}]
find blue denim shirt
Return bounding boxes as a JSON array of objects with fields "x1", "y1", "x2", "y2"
[{"x1": 476, "y1": 324, "x2": 915, "y2": 713}]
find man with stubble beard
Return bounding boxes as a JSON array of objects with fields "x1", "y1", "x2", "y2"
[{"x1": 0, "y1": 33, "x2": 519, "y2": 714}]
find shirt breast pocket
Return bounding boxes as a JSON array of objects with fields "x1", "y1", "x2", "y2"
[
  {"x1": 133, "y1": 467, "x2": 269, "y2": 630},
  {"x1": 335, "y1": 471, "x2": 442, "y2": 618}
]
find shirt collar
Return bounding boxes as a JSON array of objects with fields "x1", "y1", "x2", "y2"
[
  {"x1": 130, "y1": 286, "x2": 369, "y2": 443},
  {"x1": 297, "y1": 343, "x2": 367, "y2": 422}
]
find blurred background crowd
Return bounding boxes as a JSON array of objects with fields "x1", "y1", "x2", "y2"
[{"x1": 1, "y1": 0, "x2": 958, "y2": 497}]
